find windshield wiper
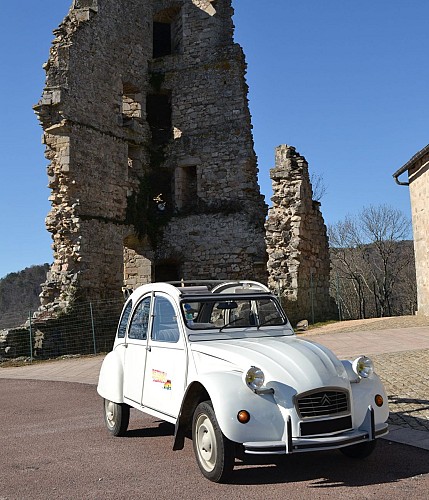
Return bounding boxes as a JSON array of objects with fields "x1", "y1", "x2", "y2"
[
  {"x1": 257, "y1": 317, "x2": 283, "y2": 330},
  {"x1": 219, "y1": 317, "x2": 247, "y2": 332}
]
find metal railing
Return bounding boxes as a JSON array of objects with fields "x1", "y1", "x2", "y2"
[{"x1": 0, "y1": 298, "x2": 125, "y2": 362}]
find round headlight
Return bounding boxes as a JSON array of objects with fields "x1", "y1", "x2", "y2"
[
  {"x1": 244, "y1": 366, "x2": 265, "y2": 391},
  {"x1": 352, "y1": 355, "x2": 374, "y2": 378}
]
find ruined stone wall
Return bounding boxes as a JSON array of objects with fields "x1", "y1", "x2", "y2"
[
  {"x1": 34, "y1": 0, "x2": 267, "y2": 315},
  {"x1": 265, "y1": 145, "x2": 334, "y2": 325},
  {"x1": 148, "y1": 0, "x2": 267, "y2": 282}
]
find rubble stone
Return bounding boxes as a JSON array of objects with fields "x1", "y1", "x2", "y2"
[
  {"x1": 265, "y1": 145, "x2": 336, "y2": 325},
  {"x1": 34, "y1": 0, "x2": 268, "y2": 316}
]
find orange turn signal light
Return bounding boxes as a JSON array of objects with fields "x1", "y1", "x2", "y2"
[
  {"x1": 237, "y1": 410, "x2": 251, "y2": 424},
  {"x1": 375, "y1": 394, "x2": 384, "y2": 407}
]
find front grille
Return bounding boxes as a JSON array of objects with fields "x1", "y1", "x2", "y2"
[{"x1": 296, "y1": 389, "x2": 350, "y2": 418}]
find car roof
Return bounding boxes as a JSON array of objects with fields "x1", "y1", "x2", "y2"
[{"x1": 127, "y1": 280, "x2": 272, "y2": 304}]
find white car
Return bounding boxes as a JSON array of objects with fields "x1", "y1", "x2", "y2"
[{"x1": 97, "y1": 280, "x2": 389, "y2": 482}]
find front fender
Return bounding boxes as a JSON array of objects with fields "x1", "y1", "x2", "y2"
[
  {"x1": 349, "y1": 372, "x2": 389, "y2": 427},
  {"x1": 342, "y1": 361, "x2": 389, "y2": 427},
  {"x1": 194, "y1": 371, "x2": 285, "y2": 445},
  {"x1": 97, "y1": 350, "x2": 124, "y2": 403}
]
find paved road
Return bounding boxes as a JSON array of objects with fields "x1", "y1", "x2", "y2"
[
  {"x1": 1, "y1": 319, "x2": 429, "y2": 498},
  {"x1": 1, "y1": 378, "x2": 428, "y2": 500}
]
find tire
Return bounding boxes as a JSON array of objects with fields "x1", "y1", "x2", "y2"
[
  {"x1": 103, "y1": 398, "x2": 130, "y2": 437},
  {"x1": 192, "y1": 401, "x2": 235, "y2": 483},
  {"x1": 340, "y1": 439, "x2": 377, "y2": 459}
]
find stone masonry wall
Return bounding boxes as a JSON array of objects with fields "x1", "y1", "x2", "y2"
[
  {"x1": 34, "y1": 0, "x2": 267, "y2": 317},
  {"x1": 265, "y1": 145, "x2": 334, "y2": 325},
  {"x1": 409, "y1": 151, "x2": 429, "y2": 316}
]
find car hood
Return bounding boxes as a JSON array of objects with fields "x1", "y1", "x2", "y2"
[{"x1": 190, "y1": 336, "x2": 350, "y2": 397}]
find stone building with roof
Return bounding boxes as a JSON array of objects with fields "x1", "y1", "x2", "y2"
[{"x1": 393, "y1": 144, "x2": 429, "y2": 316}]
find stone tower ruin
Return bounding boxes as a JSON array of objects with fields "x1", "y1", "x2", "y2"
[
  {"x1": 34, "y1": 0, "x2": 267, "y2": 314},
  {"x1": 265, "y1": 145, "x2": 334, "y2": 325}
]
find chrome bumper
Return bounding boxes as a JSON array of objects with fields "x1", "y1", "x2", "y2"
[{"x1": 244, "y1": 406, "x2": 388, "y2": 455}]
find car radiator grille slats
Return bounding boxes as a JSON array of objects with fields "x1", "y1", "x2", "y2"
[{"x1": 296, "y1": 390, "x2": 350, "y2": 418}]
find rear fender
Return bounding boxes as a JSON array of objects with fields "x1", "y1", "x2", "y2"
[{"x1": 97, "y1": 350, "x2": 124, "y2": 403}]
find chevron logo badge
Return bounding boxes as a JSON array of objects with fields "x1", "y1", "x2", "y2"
[{"x1": 320, "y1": 394, "x2": 332, "y2": 406}]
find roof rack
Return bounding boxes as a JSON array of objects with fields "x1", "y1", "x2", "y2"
[
  {"x1": 167, "y1": 280, "x2": 271, "y2": 295},
  {"x1": 167, "y1": 280, "x2": 225, "y2": 284},
  {"x1": 167, "y1": 280, "x2": 226, "y2": 295},
  {"x1": 167, "y1": 280, "x2": 227, "y2": 291}
]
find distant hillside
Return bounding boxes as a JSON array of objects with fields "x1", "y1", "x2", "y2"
[
  {"x1": 330, "y1": 239, "x2": 416, "y2": 320},
  {"x1": 0, "y1": 264, "x2": 49, "y2": 328}
]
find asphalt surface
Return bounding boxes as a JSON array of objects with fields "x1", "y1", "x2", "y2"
[
  {"x1": 1, "y1": 379, "x2": 428, "y2": 500},
  {"x1": 1, "y1": 317, "x2": 429, "y2": 498}
]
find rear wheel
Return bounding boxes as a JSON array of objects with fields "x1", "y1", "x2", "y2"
[
  {"x1": 192, "y1": 401, "x2": 235, "y2": 482},
  {"x1": 103, "y1": 398, "x2": 130, "y2": 437},
  {"x1": 340, "y1": 439, "x2": 377, "y2": 458}
]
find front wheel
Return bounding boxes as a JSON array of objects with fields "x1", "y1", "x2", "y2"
[
  {"x1": 103, "y1": 398, "x2": 130, "y2": 437},
  {"x1": 192, "y1": 401, "x2": 235, "y2": 483},
  {"x1": 340, "y1": 439, "x2": 377, "y2": 459}
]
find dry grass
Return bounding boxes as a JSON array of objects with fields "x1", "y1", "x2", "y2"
[{"x1": 309, "y1": 315, "x2": 429, "y2": 335}]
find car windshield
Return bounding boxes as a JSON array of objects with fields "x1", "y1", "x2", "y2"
[{"x1": 181, "y1": 295, "x2": 288, "y2": 330}]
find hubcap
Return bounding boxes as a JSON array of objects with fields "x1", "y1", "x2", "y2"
[
  {"x1": 105, "y1": 400, "x2": 116, "y2": 428},
  {"x1": 195, "y1": 414, "x2": 217, "y2": 472}
]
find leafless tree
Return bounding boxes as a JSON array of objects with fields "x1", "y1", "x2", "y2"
[
  {"x1": 328, "y1": 217, "x2": 370, "y2": 319},
  {"x1": 360, "y1": 205, "x2": 411, "y2": 316},
  {"x1": 310, "y1": 172, "x2": 327, "y2": 203},
  {"x1": 329, "y1": 205, "x2": 415, "y2": 319}
]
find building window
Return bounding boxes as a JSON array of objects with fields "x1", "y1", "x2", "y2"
[
  {"x1": 121, "y1": 83, "x2": 142, "y2": 128},
  {"x1": 175, "y1": 165, "x2": 198, "y2": 210},
  {"x1": 153, "y1": 22, "x2": 172, "y2": 58},
  {"x1": 153, "y1": 5, "x2": 182, "y2": 58}
]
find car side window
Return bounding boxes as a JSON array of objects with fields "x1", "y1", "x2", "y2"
[
  {"x1": 128, "y1": 296, "x2": 151, "y2": 340},
  {"x1": 117, "y1": 301, "x2": 132, "y2": 338},
  {"x1": 152, "y1": 296, "x2": 180, "y2": 343}
]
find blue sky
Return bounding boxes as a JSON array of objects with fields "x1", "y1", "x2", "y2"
[{"x1": 0, "y1": 0, "x2": 428, "y2": 279}]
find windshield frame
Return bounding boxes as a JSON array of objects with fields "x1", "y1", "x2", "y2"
[{"x1": 180, "y1": 292, "x2": 291, "y2": 340}]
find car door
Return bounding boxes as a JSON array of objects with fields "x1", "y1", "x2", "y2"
[
  {"x1": 123, "y1": 294, "x2": 152, "y2": 405},
  {"x1": 142, "y1": 293, "x2": 188, "y2": 419}
]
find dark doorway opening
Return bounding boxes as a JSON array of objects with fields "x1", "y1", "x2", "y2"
[
  {"x1": 147, "y1": 93, "x2": 172, "y2": 146},
  {"x1": 155, "y1": 262, "x2": 180, "y2": 282},
  {"x1": 153, "y1": 22, "x2": 172, "y2": 58}
]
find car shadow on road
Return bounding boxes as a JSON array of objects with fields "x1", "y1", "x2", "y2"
[
  {"x1": 121, "y1": 413, "x2": 429, "y2": 487},
  {"x1": 229, "y1": 440, "x2": 429, "y2": 486},
  {"x1": 389, "y1": 396, "x2": 429, "y2": 407},
  {"x1": 388, "y1": 395, "x2": 429, "y2": 431},
  {"x1": 125, "y1": 420, "x2": 175, "y2": 439}
]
